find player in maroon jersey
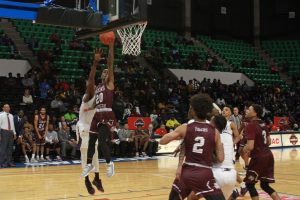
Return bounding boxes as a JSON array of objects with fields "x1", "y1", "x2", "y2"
[
  {"x1": 242, "y1": 104, "x2": 280, "y2": 200},
  {"x1": 81, "y1": 39, "x2": 116, "y2": 178},
  {"x1": 160, "y1": 94, "x2": 225, "y2": 200},
  {"x1": 34, "y1": 107, "x2": 49, "y2": 161}
]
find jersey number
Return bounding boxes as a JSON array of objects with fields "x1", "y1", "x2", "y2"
[
  {"x1": 192, "y1": 136, "x2": 205, "y2": 154},
  {"x1": 96, "y1": 93, "x2": 104, "y2": 104},
  {"x1": 262, "y1": 130, "x2": 267, "y2": 144}
]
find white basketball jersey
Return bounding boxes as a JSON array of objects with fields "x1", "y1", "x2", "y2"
[
  {"x1": 214, "y1": 121, "x2": 234, "y2": 169},
  {"x1": 77, "y1": 95, "x2": 96, "y2": 135}
]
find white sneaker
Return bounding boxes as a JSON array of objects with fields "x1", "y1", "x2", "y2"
[
  {"x1": 106, "y1": 161, "x2": 115, "y2": 177},
  {"x1": 135, "y1": 152, "x2": 139, "y2": 157},
  {"x1": 141, "y1": 152, "x2": 147, "y2": 157},
  {"x1": 37, "y1": 156, "x2": 40, "y2": 161},
  {"x1": 31, "y1": 157, "x2": 38, "y2": 163},
  {"x1": 40, "y1": 157, "x2": 45, "y2": 161},
  {"x1": 25, "y1": 157, "x2": 30, "y2": 163},
  {"x1": 81, "y1": 164, "x2": 95, "y2": 178},
  {"x1": 56, "y1": 156, "x2": 62, "y2": 161},
  {"x1": 46, "y1": 156, "x2": 51, "y2": 161}
]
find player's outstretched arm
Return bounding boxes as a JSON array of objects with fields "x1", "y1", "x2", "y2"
[
  {"x1": 106, "y1": 39, "x2": 115, "y2": 90},
  {"x1": 160, "y1": 124, "x2": 187, "y2": 145},
  {"x1": 231, "y1": 122, "x2": 240, "y2": 144},
  {"x1": 84, "y1": 48, "x2": 103, "y2": 103},
  {"x1": 214, "y1": 130, "x2": 224, "y2": 163}
]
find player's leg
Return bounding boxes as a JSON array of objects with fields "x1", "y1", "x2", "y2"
[
  {"x1": 260, "y1": 181, "x2": 280, "y2": 200},
  {"x1": 98, "y1": 124, "x2": 114, "y2": 177},
  {"x1": 141, "y1": 135, "x2": 149, "y2": 156},
  {"x1": 92, "y1": 145, "x2": 104, "y2": 192},
  {"x1": 36, "y1": 144, "x2": 40, "y2": 161},
  {"x1": 169, "y1": 188, "x2": 181, "y2": 200},
  {"x1": 86, "y1": 118, "x2": 99, "y2": 165},
  {"x1": 245, "y1": 183, "x2": 258, "y2": 200},
  {"x1": 22, "y1": 143, "x2": 29, "y2": 163},
  {"x1": 31, "y1": 143, "x2": 37, "y2": 162},
  {"x1": 81, "y1": 146, "x2": 96, "y2": 194},
  {"x1": 55, "y1": 143, "x2": 61, "y2": 160}
]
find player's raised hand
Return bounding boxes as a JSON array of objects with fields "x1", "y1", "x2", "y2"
[{"x1": 94, "y1": 48, "x2": 103, "y2": 62}]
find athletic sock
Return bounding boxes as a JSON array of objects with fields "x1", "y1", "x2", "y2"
[
  {"x1": 95, "y1": 172, "x2": 99, "y2": 180},
  {"x1": 241, "y1": 182, "x2": 246, "y2": 188}
]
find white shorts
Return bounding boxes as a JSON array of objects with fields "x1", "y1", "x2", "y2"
[{"x1": 212, "y1": 168, "x2": 237, "y2": 199}]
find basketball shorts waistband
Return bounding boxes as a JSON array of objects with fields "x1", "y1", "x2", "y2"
[{"x1": 96, "y1": 108, "x2": 112, "y2": 112}]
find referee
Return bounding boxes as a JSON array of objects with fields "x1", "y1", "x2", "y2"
[{"x1": 0, "y1": 104, "x2": 16, "y2": 167}]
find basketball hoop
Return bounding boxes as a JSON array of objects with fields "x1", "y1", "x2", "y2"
[{"x1": 116, "y1": 21, "x2": 147, "y2": 56}]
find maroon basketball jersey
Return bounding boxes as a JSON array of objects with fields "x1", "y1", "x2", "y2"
[
  {"x1": 245, "y1": 119, "x2": 271, "y2": 158},
  {"x1": 95, "y1": 83, "x2": 113, "y2": 109},
  {"x1": 184, "y1": 122, "x2": 216, "y2": 167},
  {"x1": 37, "y1": 114, "x2": 47, "y2": 132}
]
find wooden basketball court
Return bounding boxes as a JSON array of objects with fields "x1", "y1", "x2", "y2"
[{"x1": 0, "y1": 148, "x2": 299, "y2": 200}]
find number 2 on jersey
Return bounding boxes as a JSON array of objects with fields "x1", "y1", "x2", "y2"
[
  {"x1": 96, "y1": 93, "x2": 104, "y2": 104},
  {"x1": 192, "y1": 136, "x2": 205, "y2": 154}
]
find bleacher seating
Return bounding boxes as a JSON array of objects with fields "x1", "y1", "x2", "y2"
[
  {"x1": 261, "y1": 40, "x2": 300, "y2": 78},
  {"x1": 198, "y1": 35, "x2": 286, "y2": 86},
  {"x1": 0, "y1": 29, "x2": 13, "y2": 59}
]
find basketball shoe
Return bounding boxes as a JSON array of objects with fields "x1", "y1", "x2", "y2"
[
  {"x1": 92, "y1": 178, "x2": 104, "y2": 192},
  {"x1": 106, "y1": 161, "x2": 115, "y2": 177},
  {"x1": 81, "y1": 164, "x2": 95, "y2": 177},
  {"x1": 85, "y1": 179, "x2": 95, "y2": 195}
]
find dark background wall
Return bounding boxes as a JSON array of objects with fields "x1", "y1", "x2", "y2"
[
  {"x1": 260, "y1": 0, "x2": 300, "y2": 39},
  {"x1": 147, "y1": 0, "x2": 185, "y2": 32}
]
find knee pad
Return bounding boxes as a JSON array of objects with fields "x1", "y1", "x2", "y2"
[
  {"x1": 260, "y1": 181, "x2": 275, "y2": 195},
  {"x1": 246, "y1": 183, "x2": 258, "y2": 197}
]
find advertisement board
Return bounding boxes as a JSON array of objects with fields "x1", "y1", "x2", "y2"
[
  {"x1": 128, "y1": 117, "x2": 151, "y2": 130},
  {"x1": 269, "y1": 134, "x2": 282, "y2": 148},
  {"x1": 281, "y1": 133, "x2": 300, "y2": 147}
]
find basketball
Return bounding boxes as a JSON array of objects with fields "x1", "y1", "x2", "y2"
[{"x1": 99, "y1": 31, "x2": 115, "y2": 45}]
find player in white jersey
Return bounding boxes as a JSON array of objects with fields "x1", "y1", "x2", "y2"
[
  {"x1": 211, "y1": 115, "x2": 237, "y2": 199},
  {"x1": 76, "y1": 49, "x2": 104, "y2": 195}
]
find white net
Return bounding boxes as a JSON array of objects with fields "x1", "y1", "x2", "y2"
[{"x1": 116, "y1": 22, "x2": 147, "y2": 56}]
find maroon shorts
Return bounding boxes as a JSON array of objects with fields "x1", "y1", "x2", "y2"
[
  {"x1": 35, "y1": 131, "x2": 45, "y2": 145},
  {"x1": 173, "y1": 165, "x2": 224, "y2": 199},
  {"x1": 244, "y1": 151, "x2": 275, "y2": 183},
  {"x1": 90, "y1": 111, "x2": 116, "y2": 134}
]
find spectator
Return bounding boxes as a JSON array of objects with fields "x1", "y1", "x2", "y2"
[
  {"x1": 0, "y1": 104, "x2": 16, "y2": 167},
  {"x1": 117, "y1": 123, "x2": 134, "y2": 157},
  {"x1": 63, "y1": 107, "x2": 78, "y2": 134},
  {"x1": 21, "y1": 126, "x2": 36, "y2": 163},
  {"x1": 23, "y1": 116, "x2": 34, "y2": 132},
  {"x1": 45, "y1": 124, "x2": 61, "y2": 161},
  {"x1": 166, "y1": 115, "x2": 181, "y2": 131},
  {"x1": 49, "y1": 32, "x2": 60, "y2": 44},
  {"x1": 155, "y1": 124, "x2": 167, "y2": 137},
  {"x1": 229, "y1": 107, "x2": 242, "y2": 130},
  {"x1": 216, "y1": 97, "x2": 226, "y2": 107},
  {"x1": 58, "y1": 123, "x2": 77, "y2": 160},
  {"x1": 21, "y1": 74, "x2": 35, "y2": 88},
  {"x1": 22, "y1": 89, "x2": 33, "y2": 105},
  {"x1": 133, "y1": 125, "x2": 149, "y2": 157},
  {"x1": 39, "y1": 79, "x2": 51, "y2": 101},
  {"x1": 51, "y1": 95, "x2": 67, "y2": 114},
  {"x1": 145, "y1": 123, "x2": 158, "y2": 157},
  {"x1": 6, "y1": 72, "x2": 17, "y2": 88},
  {"x1": 13, "y1": 110, "x2": 25, "y2": 162}
]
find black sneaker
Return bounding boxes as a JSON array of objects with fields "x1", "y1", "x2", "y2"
[
  {"x1": 92, "y1": 178, "x2": 104, "y2": 192},
  {"x1": 85, "y1": 179, "x2": 95, "y2": 195},
  {"x1": 230, "y1": 188, "x2": 239, "y2": 200}
]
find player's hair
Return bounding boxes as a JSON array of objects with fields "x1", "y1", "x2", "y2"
[
  {"x1": 252, "y1": 104, "x2": 263, "y2": 118},
  {"x1": 244, "y1": 101, "x2": 253, "y2": 109},
  {"x1": 40, "y1": 106, "x2": 47, "y2": 111},
  {"x1": 212, "y1": 115, "x2": 227, "y2": 133},
  {"x1": 224, "y1": 105, "x2": 233, "y2": 114},
  {"x1": 190, "y1": 94, "x2": 213, "y2": 120}
]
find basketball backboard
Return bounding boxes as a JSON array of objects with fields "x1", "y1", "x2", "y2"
[{"x1": 76, "y1": 0, "x2": 147, "y2": 39}]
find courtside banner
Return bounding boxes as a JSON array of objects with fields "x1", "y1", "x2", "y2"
[
  {"x1": 281, "y1": 133, "x2": 300, "y2": 147},
  {"x1": 128, "y1": 117, "x2": 151, "y2": 130},
  {"x1": 274, "y1": 116, "x2": 289, "y2": 127},
  {"x1": 269, "y1": 134, "x2": 282, "y2": 148}
]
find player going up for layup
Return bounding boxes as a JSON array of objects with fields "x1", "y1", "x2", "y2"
[
  {"x1": 81, "y1": 37, "x2": 116, "y2": 178},
  {"x1": 77, "y1": 49, "x2": 104, "y2": 194}
]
